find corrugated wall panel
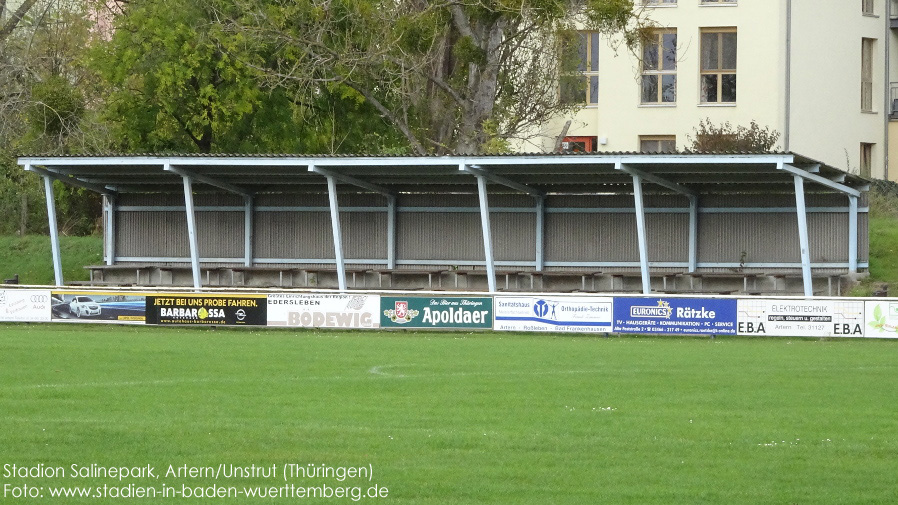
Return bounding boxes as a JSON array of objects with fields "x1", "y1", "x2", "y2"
[
  {"x1": 646, "y1": 214, "x2": 689, "y2": 262},
  {"x1": 341, "y1": 213, "x2": 387, "y2": 259},
  {"x1": 399, "y1": 194, "x2": 480, "y2": 207},
  {"x1": 548, "y1": 194, "x2": 687, "y2": 209},
  {"x1": 859, "y1": 214, "x2": 869, "y2": 260},
  {"x1": 116, "y1": 212, "x2": 188, "y2": 257},
  {"x1": 545, "y1": 214, "x2": 638, "y2": 262},
  {"x1": 698, "y1": 214, "x2": 800, "y2": 263},
  {"x1": 120, "y1": 194, "x2": 184, "y2": 206},
  {"x1": 196, "y1": 212, "x2": 244, "y2": 258},
  {"x1": 256, "y1": 194, "x2": 329, "y2": 207},
  {"x1": 808, "y1": 214, "x2": 848, "y2": 262},
  {"x1": 493, "y1": 212, "x2": 536, "y2": 262},
  {"x1": 398, "y1": 213, "x2": 484, "y2": 261},
  {"x1": 254, "y1": 212, "x2": 333, "y2": 259}
]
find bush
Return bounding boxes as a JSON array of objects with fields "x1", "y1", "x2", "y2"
[{"x1": 687, "y1": 119, "x2": 781, "y2": 153}]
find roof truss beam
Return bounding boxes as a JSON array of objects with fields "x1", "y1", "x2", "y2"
[
  {"x1": 309, "y1": 166, "x2": 393, "y2": 197},
  {"x1": 615, "y1": 162, "x2": 697, "y2": 197},
  {"x1": 26, "y1": 165, "x2": 117, "y2": 197},
  {"x1": 779, "y1": 163, "x2": 860, "y2": 197},
  {"x1": 461, "y1": 165, "x2": 544, "y2": 197},
  {"x1": 164, "y1": 163, "x2": 252, "y2": 197}
]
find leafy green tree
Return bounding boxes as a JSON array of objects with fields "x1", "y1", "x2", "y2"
[
  {"x1": 0, "y1": 0, "x2": 106, "y2": 235},
  {"x1": 213, "y1": 0, "x2": 651, "y2": 154},
  {"x1": 90, "y1": 0, "x2": 406, "y2": 154}
]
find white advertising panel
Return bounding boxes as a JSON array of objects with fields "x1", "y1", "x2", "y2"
[
  {"x1": 494, "y1": 296, "x2": 613, "y2": 333},
  {"x1": 267, "y1": 293, "x2": 380, "y2": 328},
  {"x1": 0, "y1": 289, "x2": 52, "y2": 322},
  {"x1": 737, "y1": 298, "x2": 864, "y2": 337},
  {"x1": 864, "y1": 300, "x2": 898, "y2": 339}
]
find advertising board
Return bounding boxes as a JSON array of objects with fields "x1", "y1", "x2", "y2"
[
  {"x1": 737, "y1": 299, "x2": 864, "y2": 337},
  {"x1": 864, "y1": 300, "x2": 898, "y2": 339},
  {"x1": 613, "y1": 297, "x2": 737, "y2": 335},
  {"x1": 51, "y1": 291, "x2": 146, "y2": 323},
  {"x1": 494, "y1": 295, "x2": 613, "y2": 333},
  {"x1": 145, "y1": 294, "x2": 267, "y2": 326},
  {"x1": 380, "y1": 296, "x2": 492, "y2": 329},
  {"x1": 0, "y1": 289, "x2": 52, "y2": 322},
  {"x1": 268, "y1": 293, "x2": 380, "y2": 328}
]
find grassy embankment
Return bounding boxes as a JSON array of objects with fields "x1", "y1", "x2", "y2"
[{"x1": 0, "y1": 235, "x2": 102, "y2": 285}]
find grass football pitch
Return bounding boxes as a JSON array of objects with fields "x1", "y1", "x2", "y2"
[{"x1": 1, "y1": 323, "x2": 896, "y2": 504}]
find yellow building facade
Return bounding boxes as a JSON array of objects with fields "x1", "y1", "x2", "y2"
[{"x1": 529, "y1": 0, "x2": 893, "y2": 181}]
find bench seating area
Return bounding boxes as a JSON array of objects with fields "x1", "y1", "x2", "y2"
[{"x1": 80, "y1": 264, "x2": 846, "y2": 295}]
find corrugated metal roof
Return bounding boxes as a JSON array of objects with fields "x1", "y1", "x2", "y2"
[{"x1": 17, "y1": 152, "x2": 868, "y2": 197}]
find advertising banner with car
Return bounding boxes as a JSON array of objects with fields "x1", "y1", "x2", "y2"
[
  {"x1": 51, "y1": 291, "x2": 146, "y2": 323},
  {"x1": 380, "y1": 296, "x2": 492, "y2": 329},
  {"x1": 268, "y1": 293, "x2": 380, "y2": 328},
  {"x1": 0, "y1": 289, "x2": 52, "y2": 322},
  {"x1": 613, "y1": 297, "x2": 738, "y2": 335},
  {"x1": 737, "y1": 299, "x2": 865, "y2": 337},
  {"x1": 145, "y1": 293, "x2": 267, "y2": 325},
  {"x1": 494, "y1": 295, "x2": 613, "y2": 333}
]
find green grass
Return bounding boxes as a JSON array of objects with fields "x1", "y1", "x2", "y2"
[
  {"x1": 1, "y1": 324, "x2": 896, "y2": 504},
  {"x1": 0, "y1": 235, "x2": 101, "y2": 285},
  {"x1": 868, "y1": 216, "x2": 898, "y2": 286}
]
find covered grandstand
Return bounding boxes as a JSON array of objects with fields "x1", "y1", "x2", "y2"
[{"x1": 18, "y1": 152, "x2": 869, "y2": 296}]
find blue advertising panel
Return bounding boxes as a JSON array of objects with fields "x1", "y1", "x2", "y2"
[{"x1": 613, "y1": 297, "x2": 737, "y2": 335}]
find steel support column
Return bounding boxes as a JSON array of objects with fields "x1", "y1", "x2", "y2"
[
  {"x1": 848, "y1": 195, "x2": 858, "y2": 273},
  {"x1": 688, "y1": 195, "x2": 698, "y2": 272},
  {"x1": 42, "y1": 175, "x2": 64, "y2": 286},
  {"x1": 181, "y1": 174, "x2": 202, "y2": 291},
  {"x1": 632, "y1": 174, "x2": 651, "y2": 294},
  {"x1": 244, "y1": 195, "x2": 254, "y2": 267},
  {"x1": 475, "y1": 173, "x2": 497, "y2": 292},
  {"x1": 793, "y1": 175, "x2": 813, "y2": 296},
  {"x1": 535, "y1": 195, "x2": 545, "y2": 271},
  {"x1": 325, "y1": 174, "x2": 347, "y2": 291},
  {"x1": 387, "y1": 195, "x2": 397, "y2": 269},
  {"x1": 104, "y1": 194, "x2": 116, "y2": 266}
]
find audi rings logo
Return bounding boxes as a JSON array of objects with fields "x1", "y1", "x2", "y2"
[{"x1": 31, "y1": 294, "x2": 49, "y2": 303}]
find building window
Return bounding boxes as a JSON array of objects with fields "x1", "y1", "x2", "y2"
[
  {"x1": 562, "y1": 136, "x2": 598, "y2": 152},
  {"x1": 700, "y1": 29, "x2": 737, "y2": 103},
  {"x1": 701, "y1": 0, "x2": 736, "y2": 4},
  {"x1": 642, "y1": 30, "x2": 677, "y2": 104},
  {"x1": 644, "y1": 0, "x2": 677, "y2": 5},
  {"x1": 560, "y1": 32, "x2": 599, "y2": 105},
  {"x1": 640, "y1": 136, "x2": 676, "y2": 153},
  {"x1": 862, "y1": 38, "x2": 874, "y2": 111},
  {"x1": 862, "y1": 0, "x2": 874, "y2": 15},
  {"x1": 860, "y1": 143, "x2": 873, "y2": 177}
]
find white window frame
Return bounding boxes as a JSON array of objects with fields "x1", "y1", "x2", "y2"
[
  {"x1": 700, "y1": 28, "x2": 737, "y2": 104},
  {"x1": 862, "y1": 38, "x2": 874, "y2": 112},
  {"x1": 640, "y1": 135, "x2": 677, "y2": 153},
  {"x1": 641, "y1": 29, "x2": 677, "y2": 105}
]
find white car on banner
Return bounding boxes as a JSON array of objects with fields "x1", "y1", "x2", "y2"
[
  {"x1": 69, "y1": 296, "x2": 102, "y2": 318},
  {"x1": 494, "y1": 296, "x2": 613, "y2": 333},
  {"x1": 268, "y1": 293, "x2": 380, "y2": 328},
  {"x1": 0, "y1": 289, "x2": 52, "y2": 322},
  {"x1": 737, "y1": 298, "x2": 864, "y2": 337}
]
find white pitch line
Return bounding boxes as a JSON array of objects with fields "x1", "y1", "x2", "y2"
[{"x1": 367, "y1": 365, "x2": 601, "y2": 379}]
